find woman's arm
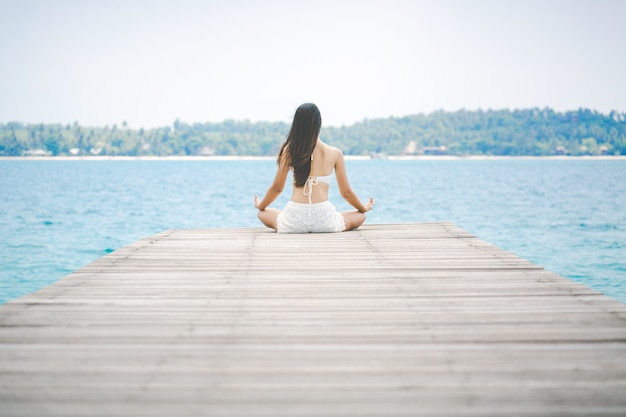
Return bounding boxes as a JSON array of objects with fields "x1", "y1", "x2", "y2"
[
  {"x1": 334, "y1": 150, "x2": 374, "y2": 213},
  {"x1": 255, "y1": 156, "x2": 289, "y2": 211}
]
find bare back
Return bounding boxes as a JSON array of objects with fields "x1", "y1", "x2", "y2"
[{"x1": 289, "y1": 141, "x2": 341, "y2": 204}]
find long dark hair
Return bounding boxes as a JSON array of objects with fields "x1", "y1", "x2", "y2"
[{"x1": 278, "y1": 103, "x2": 322, "y2": 187}]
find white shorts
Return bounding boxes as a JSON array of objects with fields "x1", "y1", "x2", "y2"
[{"x1": 277, "y1": 201, "x2": 346, "y2": 234}]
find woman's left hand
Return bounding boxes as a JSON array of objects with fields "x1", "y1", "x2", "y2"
[{"x1": 254, "y1": 194, "x2": 263, "y2": 210}]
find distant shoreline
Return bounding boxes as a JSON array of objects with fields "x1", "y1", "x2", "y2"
[
  {"x1": 1, "y1": 155, "x2": 625, "y2": 161},
  {"x1": 388, "y1": 155, "x2": 626, "y2": 161}
]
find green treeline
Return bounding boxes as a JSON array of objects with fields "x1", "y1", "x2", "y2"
[{"x1": 1, "y1": 108, "x2": 625, "y2": 157}]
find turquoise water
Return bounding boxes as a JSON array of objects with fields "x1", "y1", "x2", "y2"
[{"x1": 1, "y1": 159, "x2": 625, "y2": 304}]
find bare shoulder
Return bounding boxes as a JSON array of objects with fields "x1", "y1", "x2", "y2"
[{"x1": 319, "y1": 141, "x2": 344, "y2": 160}]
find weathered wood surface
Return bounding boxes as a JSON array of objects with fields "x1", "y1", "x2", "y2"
[{"x1": 1, "y1": 222, "x2": 625, "y2": 416}]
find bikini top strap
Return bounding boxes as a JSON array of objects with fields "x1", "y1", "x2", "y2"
[{"x1": 302, "y1": 177, "x2": 319, "y2": 204}]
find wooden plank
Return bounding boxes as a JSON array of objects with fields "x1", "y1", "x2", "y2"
[{"x1": 1, "y1": 222, "x2": 625, "y2": 416}]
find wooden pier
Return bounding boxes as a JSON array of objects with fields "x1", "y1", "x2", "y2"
[{"x1": 1, "y1": 222, "x2": 625, "y2": 416}]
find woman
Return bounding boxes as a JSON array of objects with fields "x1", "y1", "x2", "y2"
[{"x1": 254, "y1": 103, "x2": 374, "y2": 233}]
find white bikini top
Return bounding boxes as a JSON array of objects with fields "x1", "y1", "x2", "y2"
[{"x1": 303, "y1": 174, "x2": 332, "y2": 204}]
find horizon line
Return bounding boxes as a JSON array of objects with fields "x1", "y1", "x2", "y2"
[{"x1": 2, "y1": 106, "x2": 626, "y2": 130}]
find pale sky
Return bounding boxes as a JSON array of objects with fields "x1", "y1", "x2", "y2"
[{"x1": 1, "y1": 0, "x2": 625, "y2": 128}]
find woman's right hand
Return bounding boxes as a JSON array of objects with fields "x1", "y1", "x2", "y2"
[{"x1": 363, "y1": 196, "x2": 375, "y2": 212}]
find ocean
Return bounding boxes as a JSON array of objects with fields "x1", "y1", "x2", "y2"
[{"x1": 1, "y1": 158, "x2": 625, "y2": 304}]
